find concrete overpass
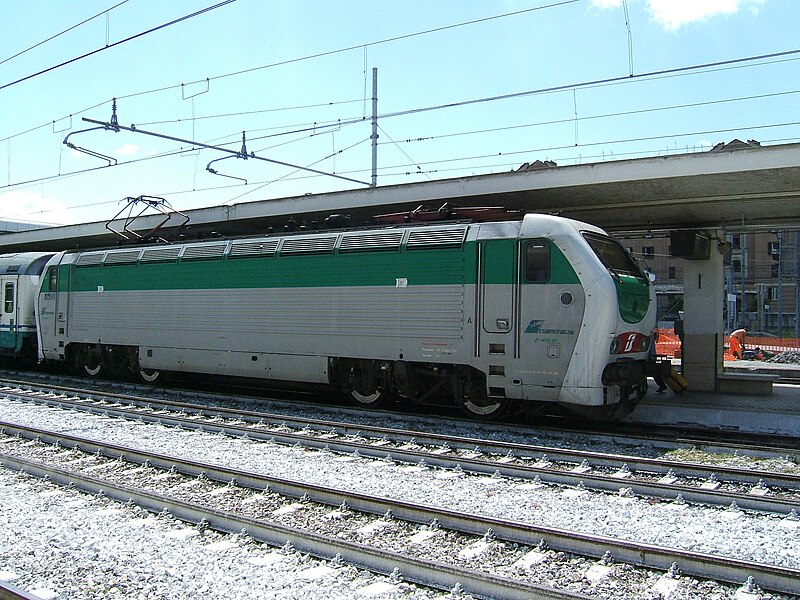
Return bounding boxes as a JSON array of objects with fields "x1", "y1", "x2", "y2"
[{"x1": 1, "y1": 140, "x2": 799, "y2": 393}]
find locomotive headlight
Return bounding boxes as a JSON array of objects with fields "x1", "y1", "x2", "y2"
[
  {"x1": 609, "y1": 337, "x2": 621, "y2": 355},
  {"x1": 640, "y1": 336, "x2": 650, "y2": 352}
]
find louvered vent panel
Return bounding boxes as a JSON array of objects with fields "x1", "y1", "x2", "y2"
[
  {"x1": 280, "y1": 236, "x2": 336, "y2": 255},
  {"x1": 103, "y1": 249, "x2": 142, "y2": 265},
  {"x1": 181, "y1": 243, "x2": 227, "y2": 260},
  {"x1": 229, "y1": 238, "x2": 279, "y2": 258},
  {"x1": 339, "y1": 231, "x2": 404, "y2": 253},
  {"x1": 406, "y1": 227, "x2": 467, "y2": 249},
  {"x1": 76, "y1": 252, "x2": 105, "y2": 266},
  {"x1": 140, "y1": 246, "x2": 181, "y2": 263}
]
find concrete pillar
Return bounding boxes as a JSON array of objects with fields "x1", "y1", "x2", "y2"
[{"x1": 682, "y1": 235, "x2": 724, "y2": 392}]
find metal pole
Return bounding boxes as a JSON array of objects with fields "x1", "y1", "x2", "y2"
[
  {"x1": 778, "y1": 230, "x2": 784, "y2": 339},
  {"x1": 371, "y1": 67, "x2": 378, "y2": 187},
  {"x1": 796, "y1": 231, "x2": 800, "y2": 341},
  {"x1": 739, "y1": 233, "x2": 747, "y2": 328}
]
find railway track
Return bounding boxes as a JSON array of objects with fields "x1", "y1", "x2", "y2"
[
  {"x1": 2, "y1": 368, "x2": 799, "y2": 447},
  {"x1": 1, "y1": 381, "x2": 798, "y2": 516},
  {"x1": 2, "y1": 424, "x2": 799, "y2": 598}
]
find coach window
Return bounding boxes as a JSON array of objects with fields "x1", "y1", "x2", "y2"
[
  {"x1": 525, "y1": 239, "x2": 550, "y2": 283},
  {"x1": 4, "y1": 283, "x2": 14, "y2": 313}
]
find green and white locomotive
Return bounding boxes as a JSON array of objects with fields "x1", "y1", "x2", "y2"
[{"x1": 36, "y1": 213, "x2": 655, "y2": 418}]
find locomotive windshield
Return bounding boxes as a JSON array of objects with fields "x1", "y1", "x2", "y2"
[{"x1": 582, "y1": 232, "x2": 647, "y2": 282}]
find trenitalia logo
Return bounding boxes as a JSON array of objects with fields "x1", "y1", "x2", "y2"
[{"x1": 525, "y1": 320, "x2": 575, "y2": 335}]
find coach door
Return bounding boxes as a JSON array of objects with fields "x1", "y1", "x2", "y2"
[
  {"x1": 480, "y1": 239, "x2": 516, "y2": 345},
  {"x1": 0, "y1": 275, "x2": 19, "y2": 351}
]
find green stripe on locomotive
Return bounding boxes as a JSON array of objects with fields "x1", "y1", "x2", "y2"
[{"x1": 58, "y1": 239, "x2": 580, "y2": 292}]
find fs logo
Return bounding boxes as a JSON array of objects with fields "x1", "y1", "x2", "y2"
[
  {"x1": 524, "y1": 320, "x2": 575, "y2": 335},
  {"x1": 610, "y1": 331, "x2": 648, "y2": 355},
  {"x1": 525, "y1": 320, "x2": 545, "y2": 334}
]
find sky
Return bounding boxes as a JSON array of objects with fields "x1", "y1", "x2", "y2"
[{"x1": 0, "y1": 0, "x2": 797, "y2": 226}]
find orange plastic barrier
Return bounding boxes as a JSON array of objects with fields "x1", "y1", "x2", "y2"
[{"x1": 653, "y1": 328, "x2": 799, "y2": 361}]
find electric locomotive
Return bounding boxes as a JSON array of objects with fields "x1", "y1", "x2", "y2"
[{"x1": 35, "y1": 213, "x2": 655, "y2": 418}]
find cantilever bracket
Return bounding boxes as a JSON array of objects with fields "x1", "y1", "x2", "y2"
[
  {"x1": 62, "y1": 99, "x2": 123, "y2": 165},
  {"x1": 206, "y1": 155, "x2": 248, "y2": 184},
  {"x1": 205, "y1": 132, "x2": 254, "y2": 185},
  {"x1": 106, "y1": 195, "x2": 189, "y2": 243},
  {"x1": 81, "y1": 116, "x2": 371, "y2": 187},
  {"x1": 63, "y1": 126, "x2": 118, "y2": 165}
]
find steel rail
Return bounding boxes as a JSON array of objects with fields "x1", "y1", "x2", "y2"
[
  {"x1": 4, "y1": 379, "x2": 798, "y2": 478},
  {"x1": 0, "y1": 580, "x2": 40, "y2": 600},
  {"x1": 3, "y1": 374, "x2": 799, "y2": 458},
  {"x1": 3, "y1": 390, "x2": 799, "y2": 515},
  {"x1": 0, "y1": 451, "x2": 586, "y2": 600},
  {"x1": 1, "y1": 424, "x2": 799, "y2": 595}
]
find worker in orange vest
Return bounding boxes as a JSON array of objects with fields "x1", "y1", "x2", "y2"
[{"x1": 729, "y1": 328, "x2": 747, "y2": 359}]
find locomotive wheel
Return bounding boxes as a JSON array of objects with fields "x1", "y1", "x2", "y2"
[
  {"x1": 461, "y1": 397, "x2": 511, "y2": 420},
  {"x1": 347, "y1": 362, "x2": 392, "y2": 408},
  {"x1": 349, "y1": 387, "x2": 391, "y2": 407},
  {"x1": 82, "y1": 357, "x2": 103, "y2": 378},
  {"x1": 137, "y1": 368, "x2": 162, "y2": 384}
]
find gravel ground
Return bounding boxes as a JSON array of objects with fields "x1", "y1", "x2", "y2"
[
  {"x1": 1, "y1": 397, "x2": 799, "y2": 598},
  {"x1": 0, "y1": 469, "x2": 443, "y2": 600}
]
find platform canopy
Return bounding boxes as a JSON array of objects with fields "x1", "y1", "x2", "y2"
[{"x1": 1, "y1": 141, "x2": 799, "y2": 252}]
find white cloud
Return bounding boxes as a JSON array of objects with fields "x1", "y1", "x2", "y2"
[
  {"x1": 648, "y1": 0, "x2": 766, "y2": 30},
  {"x1": 115, "y1": 143, "x2": 140, "y2": 156},
  {"x1": 0, "y1": 190, "x2": 74, "y2": 226},
  {"x1": 590, "y1": 0, "x2": 767, "y2": 30}
]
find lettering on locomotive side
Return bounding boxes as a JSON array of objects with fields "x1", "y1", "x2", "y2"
[
  {"x1": 422, "y1": 341, "x2": 455, "y2": 359},
  {"x1": 524, "y1": 320, "x2": 575, "y2": 335}
]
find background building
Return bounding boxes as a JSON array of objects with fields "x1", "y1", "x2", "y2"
[{"x1": 620, "y1": 230, "x2": 799, "y2": 338}]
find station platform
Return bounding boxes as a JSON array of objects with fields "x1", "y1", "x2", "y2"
[
  {"x1": 625, "y1": 361, "x2": 800, "y2": 437},
  {"x1": 723, "y1": 359, "x2": 800, "y2": 379}
]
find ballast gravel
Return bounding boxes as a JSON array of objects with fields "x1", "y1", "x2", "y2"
[
  {"x1": 0, "y1": 469, "x2": 440, "y2": 600},
  {"x1": 1, "y1": 396, "x2": 798, "y2": 599}
]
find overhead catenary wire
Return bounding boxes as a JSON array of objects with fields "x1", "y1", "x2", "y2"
[
  {"x1": 0, "y1": 3, "x2": 797, "y2": 223},
  {"x1": 379, "y1": 89, "x2": 800, "y2": 146},
  {"x1": 0, "y1": 0, "x2": 238, "y2": 92},
  {"x1": 0, "y1": 0, "x2": 580, "y2": 143},
  {"x1": 0, "y1": 0, "x2": 131, "y2": 67},
  {"x1": 4, "y1": 116, "x2": 797, "y2": 217}
]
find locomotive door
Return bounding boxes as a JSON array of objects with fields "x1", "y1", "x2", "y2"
[
  {"x1": 0, "y1": 275, "x2": 19, "y2": 351},
  {"x1": 517, "y1": 239, "x2": 584, "y2": 391},
  {"x1": 480, "y1": 239, "x2": 516, "y2": 338},
  {"x1": 39, "y1": 261, "x2": 68, "y2": 339}
]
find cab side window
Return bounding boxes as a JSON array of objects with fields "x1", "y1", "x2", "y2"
[
  {"x1": 525, "y1": 239, "x2": 550, "y2": 283},
  {"x1": 45, "y1": 267, "x2": 58, "y2": 292},
  {"x1": 4, "y1": 282, "x2": 14, "y2": 313}
]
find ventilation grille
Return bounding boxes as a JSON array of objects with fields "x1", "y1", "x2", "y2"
[
  {"x1": 140, "y1": 246, "x2": 181, "y2": 263},
  {"x1": 104, "y1": 249, "x2": 141, "y2": 265},
  {"x1": 280, "y1": 236, "x2": 337, "y2": 255},
  {"x1": 76, "y1": 252, "x2": 104, "y2": 266},
  {"x1": 339, "y1": 231, "x2": 404, "y2": 253},
  {"x1": 229, "y1": 238, "x2": 279, "y2": 258},
  {"x1": 181, "y1": 243, "x2": 227, "y2": 261},
  {"x1": 406, "y1": 227, "x2": 467, "y2": 249}
]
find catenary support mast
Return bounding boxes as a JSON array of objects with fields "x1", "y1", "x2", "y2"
[{"x1": 371, "y1": 67, "x2": 378, "y2": 187}]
